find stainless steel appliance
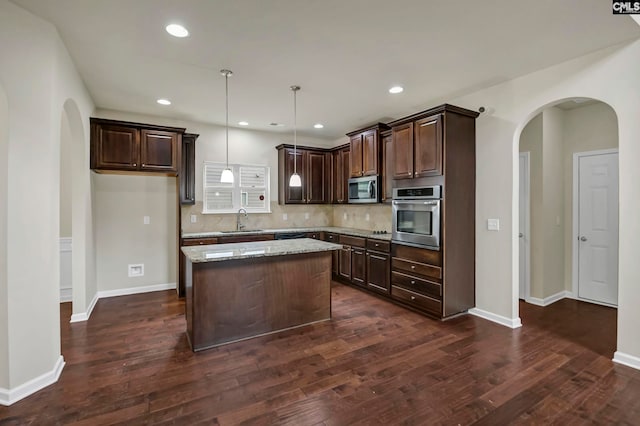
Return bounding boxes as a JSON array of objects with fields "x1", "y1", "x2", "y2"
[
  {"x1": 348, "y1": 175, "x2": 379, "y2": 203},
  {"x1": 392, "y1": 186, "x2": 441, "y2": 249}
]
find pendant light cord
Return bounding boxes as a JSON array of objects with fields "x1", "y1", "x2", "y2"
[
  {"x1": 293, "y1": 87, "x2": 297, "y2": 175},
  {"x1": 225, "y1": 72, "x2": 229, "y2": 168}
]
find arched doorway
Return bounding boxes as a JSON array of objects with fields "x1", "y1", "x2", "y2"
[{"x1": 515, "y1": 97, "x2": 619, "y2": 355}]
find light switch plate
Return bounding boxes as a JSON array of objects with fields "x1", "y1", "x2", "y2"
[
  {"x1": 283, "y1": 213, "x2": 288, "y2": 220},
  {"x1": 190, "y1": 215, "x2": 197, "y2": 223},
  {"x1": 365, "y1": 213, "x2": 370, "y2": 221},
  {"x1": 487, "y1": 218, "x2": 500, "y2": 231},
  {"x1": 304, "y1": 213, "x2": 309, "y2": 220},
  {"x1": 128, "y1": 264, "x2": 144, "y2": 277},
  {"x1": 143, "y1": 216, "x2": 150, "y2": 225}
]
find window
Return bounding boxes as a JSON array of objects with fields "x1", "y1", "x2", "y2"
[{"x1": 202, "y1": 162, "x2": 271, "y2": 213}]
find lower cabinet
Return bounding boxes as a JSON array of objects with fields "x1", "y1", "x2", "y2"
[
  {"x1": 351, "y1": 247, "x2": 366, "y2": 287},
  {"x1": 338, "y1": 245, "x2": 352, "y2": 281},
  {"x1": 366, "y1": 249, "x2": 391, "y2": 295}
]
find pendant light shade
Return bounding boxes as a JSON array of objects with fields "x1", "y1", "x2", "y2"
[
  {"x1": 220, "y1": 69, "x2": 234, "y2": 183},
  {"x1": 289, "y1": 85, "x2": 302, "y2": 188}
]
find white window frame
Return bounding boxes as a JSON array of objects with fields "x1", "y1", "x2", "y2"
[{"x1": 202, "y1": 161, "x2": 271, "y2": 214}]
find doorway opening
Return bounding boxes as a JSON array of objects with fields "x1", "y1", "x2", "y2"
[{"x1": 517, "y1": 98, "x2": 619, "y2": 349}]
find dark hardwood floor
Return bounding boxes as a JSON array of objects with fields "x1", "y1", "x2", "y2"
[{"x1": 1, "y1": 283, "x2": 639, "y2": 425}]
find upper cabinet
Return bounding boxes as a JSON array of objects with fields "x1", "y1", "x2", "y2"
[
  {"x1": 380, "y1": 129, "x2": 394, "y2": 202},
  {"x1": 331, "y1": 144, "x2": 350, "y2": 204},
  {"x1": 277, "y1": 145, "x2": 330, "y2": 204},
  {"x1": 180, "y1": 133, "x2": 199, "y2": 205},
  {"x1": 346, "y1": 123, "x2": 389, "y2": 178},
  {"x1": 389, "y1": 104, "x2": 476, "y2": 180},
  {"x1": 90, "y1": 118, "x2": 184, "y2": 175}
]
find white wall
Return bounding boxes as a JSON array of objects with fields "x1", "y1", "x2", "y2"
[
  {"x1": 0, "y1": 0, "x2": 95, "y2": 398},
  {"x1": 59, "y1": 112, "x2": 72, "y2": 238},
  {"x1": 563, "y1": 102, "x2": 618, "y2": 289},
  {"x1": 446, "y1": 39, "x2": 640, "y2": 361},
  {"x1": 0, "y1": 74, "x2": 9, "y2": 390},
  {"x1": 519, "y1": 115, "x2": 543, "y2": 298},
  {"x1": 542, "y1": 107, "x2": 565, "y2": 297}
]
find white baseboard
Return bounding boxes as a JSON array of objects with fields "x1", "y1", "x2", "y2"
[
  {"x1": 70, "y1": 292, "x2": 99, "y2": 323},
  {"x1": 69, "y1": 283, "x2": 176, "y2": 323},
  {"x1": 469, "y1": 308, "x2": 522, "y2": 329},
  {"x1": 97, "y1": 282, "x2": 176, "y2": 299},
  {"x1": 526, "y1": 290, "x2": 573, "y2": 307},
  {"x1": 613, "y1": 351, "x2": 640, "y2": 371},
  {"x1": 0, "y1": 355, "x2": 65, "y2": 406},
  {"x1": 60, "y1": 287, "x2": 72, "y2": 303}
]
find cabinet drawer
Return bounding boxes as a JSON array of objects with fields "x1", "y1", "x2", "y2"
[
  {"x1": 340, "y1": 235, "x2": 365, "y2": 248},
  {"x1": 391, "y1": 285, "x2": 442, "y2": 316},
  {"x1": 325, "y1": 233, "x2": 339, "y2": 243},
  {"x1": 392, "y1": 257, "x2": 442, "y2": 281},
  {"x1": 392, "y1": 244, "x2": 441, "y2": 266},
  {"x1": 391, "y1": 271, "x2": 441, "y2": 299},
  {"x1": 306, "y1": 232, "x2": 324, "y2": 240},
  {"x1": 182, "y1": 237, "x2": 219, "y2": 246},
  {"x1": 218, "y1": 234, "x2": 275, "y2": 244},
  {"x1": 366, "y1": 239, "x2": 390, "y2": 253}
]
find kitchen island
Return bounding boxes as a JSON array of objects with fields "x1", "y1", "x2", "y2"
[{"x1": 181, "y1": 238, "x2": 342, "y2": 351}]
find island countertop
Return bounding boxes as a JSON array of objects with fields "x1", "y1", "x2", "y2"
[{"x1": 181, "y1": 238, "x2": 342, "y2": 263}]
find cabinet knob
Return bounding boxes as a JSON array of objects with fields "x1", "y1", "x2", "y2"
[
  {"x1": 133, "y1": 163, "x2": 137, "y2": 167},
  {"x1": 142, "y1": 163, "x2": 145, "y2": 167},
  {"x1": 411, "y1": 280, "x2": 416, "y2": 284},
  {"x1": 375, "y1": 243, "x2": 379, "y2": 247},
  {"x1": 410, "y1": 296, "x2": 416, "y2": 301},
  {"x1": 408, "y1": 172, "x2": 411, "y2": 175},
  {"x1": 411, "y1": 265, "x2": 416, "y2": 269}
]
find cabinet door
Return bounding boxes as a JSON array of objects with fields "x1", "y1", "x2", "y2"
[
  {"x1": 351, "y1": 247, "x2": 367, "y2": 287},
  {"x1": 140, "y1": 129, "x2": 178, "y2": 173},
  {"x1": 331, "y1": 150, "x2": 343, "y2": 203},
  {"x1": 284, "y1": 149, "x2": 306, "y2": 204},
  {"x1": 180, "y1": 134, "x2": 198, "y2": 205},
  {"x1": 362, "y1": 129, "x2": 378, "y2": 176},
  {"x1": 366, "y1": 250, "x2": 390, "y2": 294},
  {"x1": 306, "y1": 151, "x2": 328, "y2": 204},
  {"x1": 339, "y1": 245, "x2": 352, "y2": 280},
  {"x1": 349, "y1": 134, "x2": 363, "y2": 177},
  {"x1": 340, "y1": 148, "x2": 350, "y2": 203},
  {"x1": 392, "y1": 122, "x2": 414, "y2": 179},
  {"x1": 94, "y1": 124, "x2": 139, "y2": 170},
  {"x1": 381, "y1": 131, "x2": 394, "y2": 202},
  {"x1": 414, "y1": 114, "x2": 443, "y2": 177}
]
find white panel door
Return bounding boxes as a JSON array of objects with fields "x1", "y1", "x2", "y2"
[
  {"x1": 577, "y1": 153, "x2": 618, "y2": 305},
  {"x1": 518, "y1": 152, "x2": 530, "y2": 299}
]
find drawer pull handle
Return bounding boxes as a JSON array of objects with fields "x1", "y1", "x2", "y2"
[
  {"x1": 410, "y1": 296, "x2": 416, "y2": 300},
  {"x1": 375, "y1": 243, "x2": 379, "y2": 247}
]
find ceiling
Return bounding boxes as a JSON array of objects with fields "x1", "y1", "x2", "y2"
[{"x1": 11, "y1": 0, "x2": 640, "y2": 140}]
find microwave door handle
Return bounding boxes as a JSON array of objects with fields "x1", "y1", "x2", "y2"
[{"x1": 368, "y1": 180, "x2": 374, "y2": 198}]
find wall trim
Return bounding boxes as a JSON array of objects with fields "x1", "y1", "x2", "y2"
[
  {"x1": 469, "y1": 308, "x2": 522, "y2": 329},
  {"x1": 70, "y1": 292, "x2": 99, "y2": 323},
  {"x1": 60, "y1": 288, "x2": 72, "y2": 303},
  {"x1": 613, "y1": 351, "x2": 640, "y2": 371},
  {"x1": 525, "y1": 290, "x2": 573, "y2": 307},
  {"x1": 97, "y1": 282, "x2": 176, "y2": 299},
  {"x1": 0, "y1": 356, "x2": 65, "y2": 406},
  {"x1": 69, "y1": 283, "x2": 176, "y2": 323}
]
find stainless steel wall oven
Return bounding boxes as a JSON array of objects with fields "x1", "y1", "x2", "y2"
[{"x1": 392, "y1": 186, "x2": 441, "y2": 249}]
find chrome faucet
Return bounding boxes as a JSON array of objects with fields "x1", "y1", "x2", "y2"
[{"x1": 236, "y1": 208, "x2": 248, "y2": 231}]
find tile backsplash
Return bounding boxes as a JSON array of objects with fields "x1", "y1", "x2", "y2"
[{"x1": 181, "y1": 202, "x2": 392, "y2": 233}]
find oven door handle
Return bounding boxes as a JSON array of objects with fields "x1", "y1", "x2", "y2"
[{"x1": 393, "y1": 199, "x2": 439, "y2": 206}]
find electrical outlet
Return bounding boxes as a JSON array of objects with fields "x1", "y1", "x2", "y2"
[
  {"x1": 190, "y1": 214, "x2": 197, "y2": 223},
  {"x1": 487, "y1": 218, "x2": 500, "y2": 231},
  {"x1": 143, "y1": 216, "x2": 150, "y2": 225},
  {"x1": 343, "y1": 212, "x2": 347, "y2": 220},
  {"x1": 304, "y1": 212, "x2": 309, "y2": 220},
  {"x1": 365, "y1": 213, "x2": 370, "y2": 221},
  {"x1": 128, "y1": 264, "x2": 144, "y2": 277},
  {"x1": 283, "y1": 213, "x2": 288, "y2": 220}
]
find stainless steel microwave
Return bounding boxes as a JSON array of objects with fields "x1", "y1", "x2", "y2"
[
  {"x1": 348, "y1": 175, "x2": 379, "y2": 203},
  {"x1": 392, "y1": 186, "x2": 441, "y2": 249}
]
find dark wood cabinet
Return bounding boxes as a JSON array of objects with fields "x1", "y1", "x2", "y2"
[
  {"x1": 90, "y1": 118, "x2": 184, "y2": 175},
  {"x1": 277, "y1": 145, "x2": 329, "y2": 204},
  {"x1": 366, "y1": 250, "x2": 390, "y2": 295},
  {"x1": 339, "y1": 245, "x2": 352, "y2": 280},
  {"x1": 180, "y1": 133, "x2": 198, "y2": 205},
  {"x1": 331, "y1": 145, "x2": 350, "y2": 204},
  {"x1": 324, "y1": 233, "x2": 340, "y2": 277},
  {"x1": 351, "y1": 247, "x2": 366, "y2": 287},
  {"x1": 381, "y1": 130, "x2": 394, "y2": 202},
  {"x1": 346, "y1": 123, "x2": 389, "y2": 178},
  {"x1": 391, "y1": 122, "x2": 414, "y2": 179},
  {"x1": 414, "y1": 115, "x2": 443, "y2": 177}
]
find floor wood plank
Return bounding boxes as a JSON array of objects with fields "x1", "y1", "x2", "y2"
[{"x1": 1, "y1": 285, "x2": 639, "y2": 425}]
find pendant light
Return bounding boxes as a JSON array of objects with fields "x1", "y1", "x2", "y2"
[
  {"x1": 220, "y1": 69, "x2": 234, "y2": 183},
  {"x1": 289, "y1": 85, "x2": 302, "y2": 187}
]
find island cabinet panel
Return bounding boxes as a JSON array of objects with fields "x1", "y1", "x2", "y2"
[{"x1": 186, "y1": 252, "x2": 332, "y2": 351}]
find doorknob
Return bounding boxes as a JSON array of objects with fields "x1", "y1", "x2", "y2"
[
  {"x1": 580, "y1": 236, "x2": 588, "y2": 242},
  {"x1": 519, "y1": 233, "x2": 523, "y2": 238}
]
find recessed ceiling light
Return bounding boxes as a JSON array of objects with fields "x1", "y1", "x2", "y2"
[
  {"x1": 157, "y1": 98, "x2": 171, "y2": 105},
  {"x1": 166, "y1": 24, "x2": 189, "y2": 38},
  {"x1": 389, "y1": 86, "x2": 404, "y2": 94},
  {"x1": 313, "y1": 123, "x2": 324, "y2": 129},
  {"x1": 238, "y1": 121, "x2": 249, "y2": 126}
]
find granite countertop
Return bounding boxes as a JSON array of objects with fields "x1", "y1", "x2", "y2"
[
  {"x1": 182, "y1": 226, "x2": 393, "y2": 241},
  {"x1": 182, "y1": 238, "x2": 343, "y2": 263}
]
